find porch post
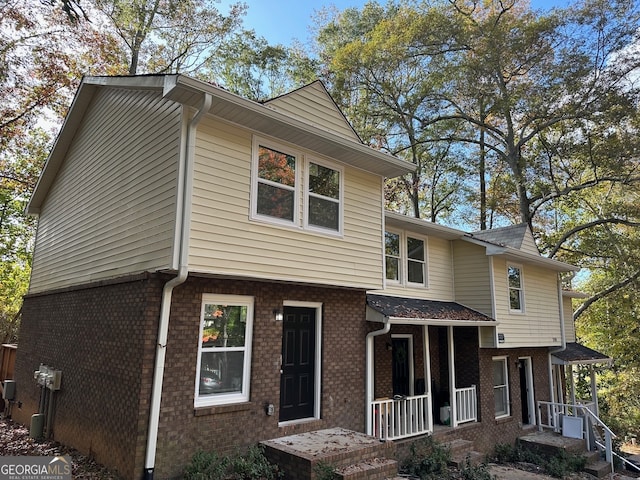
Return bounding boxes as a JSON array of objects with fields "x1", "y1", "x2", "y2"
[
  {"x1": 423, "y1": 325, "x2": 433, "y2": 432},
  {"x1": 590, "y1": 364, "x2": 599, "y2": 416},
  {"x1": 568, "y1": 364, "x2": 576, "y2": 413},
  {"x1": 448, "y1": 326, "x2": 457, "y2": 427}
]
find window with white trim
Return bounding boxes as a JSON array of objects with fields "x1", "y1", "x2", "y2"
[
  {"x1": 507, "y1": 264, "x2": 524, "y2": 312},
  {"x1": 493, "y1": 357, "x2": 510, "y2": 418},
  {"x1": 195, "y1": 294, "x2": 254, "y2": 407},
  {"x1": 385, "y1": 230, "x2": 427, "y2": 287},
  {"x1": 252, "y1": 137, "x2": 343, "y2": 234}
]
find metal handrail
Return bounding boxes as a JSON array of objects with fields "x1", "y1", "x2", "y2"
[{"x1": 537, "y1": 401, "x2": 616, "y2": 474}]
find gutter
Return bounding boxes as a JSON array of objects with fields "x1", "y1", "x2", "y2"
[
  {"x1": 365, "y1": 318, "x2": 390, "y2": 435},
  {"x1": 144, "y1": 93, "x2": 212, "y2": 480}
]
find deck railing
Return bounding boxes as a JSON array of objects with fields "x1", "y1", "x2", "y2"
[
  {"x1": 371, "y1": 394, "x2": 431, "y2": 440},
  {"x1": 537, "y1": 401, "x2": 615, "y2": 474},
  {"x1": 455, "y1": 385, "x2": 477, "y2": 424}
]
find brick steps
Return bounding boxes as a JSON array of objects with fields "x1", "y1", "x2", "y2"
[
  {"x1": 262, "y1": 428, "x2": 398, "y2": 480},
  {"x1": 335, "y1": 457, "x2": 398, "y2": 480},
  {"x1": 584, "y1": 459, "x2": 613, "y2": 478},
  {"x1": 518, "y1": 431, "x2": 612, "y2": 478},
  {"x1": 441, "y1": 439, "x2": 484, "y2": 468}
]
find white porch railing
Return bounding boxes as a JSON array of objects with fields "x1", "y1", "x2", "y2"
[
  {"x1": 371, "y1": 394, "x2": 431, "y2": 440},
  {"x1": 537, "y1": 401, "x2": 616, "y2": 474},
  {"x1": 455, "y1": 385, "x2": 477, "y2": 424}
]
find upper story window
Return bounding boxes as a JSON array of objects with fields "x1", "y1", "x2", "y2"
[
  {"x1": 195, "y1": 294, "x2": 254, "y2": 407},
  {"x1": 385, "y1": 230, "x2": 427, "y2": 287},
  {"x1": 252, "y1": 137, "x2": 343, "y2": 235},
  {"x1": 507, "y1": 264, "x2": 524, "y2": 312},
  {"x1": 256, "y1": 145, "x2": 297, "y2": 222},
  {"x1": 307, "y1": 161, "x2": 341, "y2": 231}
]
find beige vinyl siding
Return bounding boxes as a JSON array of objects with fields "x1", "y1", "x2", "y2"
[
  {"x1": 188, "y1": 117, "x2": 384, "y2": 289},
  {"x1": 563, "y1": 297, "x2": 577, "y2": 343},
  {"x1": 374, "y1": 235, "x2": 454, "y2": 300},
  {"x1": 452, "y1": 241, "x2": 492, "y2": 316},
  {"x1": 493, "y1": 259, "x2": 562, "y2": 347},
  {"x1": 520, "y1": 230, "x2": 540, "y2": 255},
  {"x1": 29, "y1": 88, "x2": 181, "y2": 293},
  {"x1": 265, "y1": 82, "x2": 360, "y2": 142}
]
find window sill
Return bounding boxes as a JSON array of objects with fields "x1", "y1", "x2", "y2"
[
  {"x1": 494, "y1": 415, "x2": 513, "y2": 425},
  {"x1": 194, "y1": 402, "x2": 252, "y2": 417}
]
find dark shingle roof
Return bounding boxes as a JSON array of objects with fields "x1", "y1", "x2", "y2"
[
  {"x1": 366, "y1": 294, "x2": 496, "y2": 322},
  {"x1": 552, "y1": 342, "x2": 611, "y2": 365}
]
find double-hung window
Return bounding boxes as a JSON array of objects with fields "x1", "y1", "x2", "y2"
[
  {"x1": 385, "y1": 230, "x2": 427, "y2": 287},
  {"x1": 252, "y1": 137, "x2": 343, "y2": 234},
  {"x1": 507, "y1": 264, "x2": 524, "y2": 312},
  {"x1": 493, "y1": 357, "x2": 510, "y2": 418},
  {"x1": 195, "y1": 294, "x2": 254, "y2": 407},
  {"x1": 255, "y1": 144, "x2": 298, "y2": 224}
]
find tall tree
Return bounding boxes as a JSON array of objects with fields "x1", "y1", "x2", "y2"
[
  {"x1": 92, "y1": 0, "x2": 246, "y2": 75},
  {"x1": 0, "y1": 0, "x2": 123, "y2": 340},
  {"x1": 315, "y1": 2, "x2": 471, "y2": 220}
]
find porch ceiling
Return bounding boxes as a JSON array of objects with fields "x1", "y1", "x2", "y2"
[
  {"x1": 366, "y1": 294, "x2": 498, "y2": 326},
  {"x1": 551, "y1": 342, "x2": 612, "y2": 365}
]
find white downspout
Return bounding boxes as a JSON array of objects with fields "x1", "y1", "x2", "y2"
[
  {"x1": 144, "y1": 93, "x2": 212, "y2": 479},
  {"x1": 365, "y1": 318, "x2": 390, "y2": 436}
]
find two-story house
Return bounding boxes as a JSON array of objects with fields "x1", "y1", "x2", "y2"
[{"x1": 11, "y1": 74, "x2": 607, "y2": 479}]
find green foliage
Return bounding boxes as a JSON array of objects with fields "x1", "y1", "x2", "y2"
[
  {"x1": 491, "y1": 443, "x2": 585, "y2": 478},
  {"x1": 401, "y1": 437, "x2": 451, "y2": 479},
  {"x1": 183, "y1": 445, "x2": 282, "y2": 480},
  {"x1": 459, "y1": 459, "x2": 495, "y2": 480},
  {"x1": 312, "y1": 461, "x2": 338, "y2": 480}
]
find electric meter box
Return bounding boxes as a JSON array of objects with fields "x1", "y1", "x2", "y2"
[{"x1": 2, "y1": 379, "x2": 15, "y2": 400}]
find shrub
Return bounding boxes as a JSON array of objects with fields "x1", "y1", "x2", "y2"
[
  {"x1": 459, "y1": 458, "x2": 495, "y2": 480},
  {"x1": 313, "y1": 461, "x2": 338, "y2": 480},
  {"x1": 402, "y1": 437, "x2": 451, "y2": 479},
  {"x1": 184, "y1": 445, "x2": 282, "y2": 480}
]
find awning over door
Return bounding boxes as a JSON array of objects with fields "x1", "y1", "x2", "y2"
[
  {"x1": 366, "y1": 294, "x2": 498, "y2": 326},
  {"x1": 551, "y1": 342, "x2": 612, "y2": 365}
]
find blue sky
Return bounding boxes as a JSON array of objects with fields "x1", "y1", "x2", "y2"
[{"x1": 219, "y1": 0, "x2": 568, "y2": 46}]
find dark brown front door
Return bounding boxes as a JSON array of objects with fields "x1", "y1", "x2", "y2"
[
  {"x1": 392, "y1": 337, "x2": 410, "y2": 396},
  {"x1": 279, "y1": 306, "x2": 316, "y2": 422}
]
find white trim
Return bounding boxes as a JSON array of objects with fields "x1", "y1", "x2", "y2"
[
  {"x1": 391, "y1": 334, "x2": 415, "y2": 396},
  {"x1": 250, "y1": 136, "x2": 344, "y2": 236},
  {"x1": 492, "y1": 355, "x2": 510, "y2": 419},
  {"x1": 383, "y1": 229, "x2": 429, "y2": 289},
  {"x1": 303, "y1": 156, "x2": 344, "y2": 236},
  {"x1": 384, "y1": 229, "x2": 402, "y2": 285},
  {"x1": 507, "y1": 263, "x2": 525, "y2": 314},
  {"x1": 279, "y1": 300, "x2": 323, "y2": 424},
  {"x1": 194, "y1": 294, "x2": 254, "y2": 408},
  {"x1": 518, "y1": 356, "x2": 536, "y2": 425},
  {"x1": 250, "y1": 136, "x2": 301, "y2": 228}
]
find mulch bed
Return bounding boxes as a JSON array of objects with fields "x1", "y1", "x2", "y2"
[{"x1": 0, "y1": 417, "x2": 121, "y2": 479}]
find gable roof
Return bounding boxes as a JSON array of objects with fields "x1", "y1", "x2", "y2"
[
  {"x1": 366, "y1": 294, "x2": 497, "y2": 326},
  {"x1": 28, "y1": 75, "x2": 415, "y2": 214},
  {"x1": 471, "y1": 224, "x2": 540, "y2": 255},
  {"x1": 384, "y1": 212, "x2": 578, "y2": 272},
  {"x1": 263, "y1": 80, "x2": 362, "y2": 143}
]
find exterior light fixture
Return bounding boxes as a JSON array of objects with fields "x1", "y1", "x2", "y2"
[{"x1": 273, "y1": 309, "x2": 283, "y2": 321}]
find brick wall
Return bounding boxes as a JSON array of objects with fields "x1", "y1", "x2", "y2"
[
  {"x1": 153, "y1": 277, "x2": 368, "y2": 478},
  {"x1": 13, "y1": 273, "x2": 164, "y2": 480}
]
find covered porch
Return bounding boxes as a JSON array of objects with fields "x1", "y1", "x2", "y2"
[{"x1": 365, "y1": 294, "x2": 498, "y2": 441}]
